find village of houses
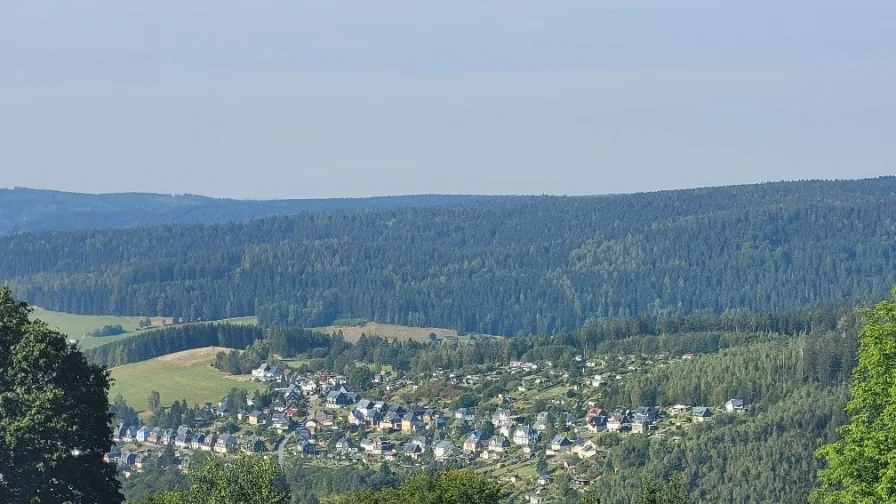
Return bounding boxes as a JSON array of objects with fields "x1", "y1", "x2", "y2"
[{"x1": 107, "y1": 353, "x2": 746, "y2": 500}]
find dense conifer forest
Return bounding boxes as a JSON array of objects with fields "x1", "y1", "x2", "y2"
[{"x1": 2, "y1": 178, "x2": 895, "y2": 334}]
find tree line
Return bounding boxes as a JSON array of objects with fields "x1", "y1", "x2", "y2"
[{"x1": 82, "y1": 323, "x2": 263, "y2": 367}]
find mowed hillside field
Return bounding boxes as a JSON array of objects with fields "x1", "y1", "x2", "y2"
[
  {"x1": 31, "y1": 306, "x2": 258, "y2": 350},
  {"x1": 315, "y1": 322, "x2": 458, "y2": 342},
  {"x1": 109, "y1": 347, "x2": 262, "y2": 412},
  {"x1": 31, "y1": 306, "x2": 170, "y2": 337}
]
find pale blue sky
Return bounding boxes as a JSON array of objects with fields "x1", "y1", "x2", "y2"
[{"x1": 1, "y1": 1, "x2": 894, "y2": 198}]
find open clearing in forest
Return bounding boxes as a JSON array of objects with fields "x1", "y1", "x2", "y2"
[
  {"x1": 109, "y1": 347, "x2": 260, "y2": 412},
  {"x1": 31, "y1": 307, "x2": 257, "y2": 350},
  {"x1": 314, "y1": 322, "x2": 457, "y2": 342},
  {"x1": 32, "y1": 306, "x2": 169, "y2": 338}
]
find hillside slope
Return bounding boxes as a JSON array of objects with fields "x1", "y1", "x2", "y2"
[
  {"x1": 0, "y1": 187, "x2": 494, "y2": 235},
  {"x1": 2, "y1": 177, "x2": 895, "y2": 334}
]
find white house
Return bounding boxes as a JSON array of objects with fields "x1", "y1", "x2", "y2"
[{"x1": 725, "y1": 399, "x2": 745, "y2": 413}]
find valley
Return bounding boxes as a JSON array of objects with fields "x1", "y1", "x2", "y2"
[{"x1": 2, "y1": 178, "x2": 893, "y2": 503}]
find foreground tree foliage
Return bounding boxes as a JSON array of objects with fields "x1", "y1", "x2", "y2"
[
  {"x1": 137, "y1": 456, "x2": 288, "y2": 504},
  {"x1": 0, "y1": 287, "x2": 122, "y2": 503},
  {"x1": 331, "y1": 470, "x2": 504, "y2": 504},
  {"x1": 814, "y1": 289, "x2": 896, "y2": 503}
]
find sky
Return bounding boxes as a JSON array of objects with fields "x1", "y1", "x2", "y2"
[{"x1": 1, "y1": 1, "x2": 894, "y2": 199}]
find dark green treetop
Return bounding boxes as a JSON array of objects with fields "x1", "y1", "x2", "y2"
[{"x1": 0, "y1": 287, "x2": 122, "y2": 503}]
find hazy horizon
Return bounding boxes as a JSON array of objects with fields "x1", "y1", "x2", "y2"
[
  {"x1": 2, "y1": 1, "x2": 894, "y2": 199},
  {"x1": 4, "y1": 175, "x2": 891, "y2": 201}
]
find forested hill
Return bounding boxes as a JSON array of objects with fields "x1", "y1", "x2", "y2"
[
  {"x1": 2, "y1": 177, "x2": 896, "y2": 335},
  {"x1": 0, "y1": 187, "x2": 494, "y2": 235}
]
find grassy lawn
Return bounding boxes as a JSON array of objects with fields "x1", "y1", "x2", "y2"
[
  {"x1": 109, "y1": 347, "x2": 262, "y2": 412},
  {"x1": 357, "y1": 361, "x2": 394, "y2": 372},
  {"x1": 280, "y1": 358, "x2": 311, "y2": 369},
  {"x1": 487, "y1": 458, "x2": 537, "y2": 478}
]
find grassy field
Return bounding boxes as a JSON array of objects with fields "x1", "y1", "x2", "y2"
[
  {"x1": 31, "y1": 307, "x2": 258, "y2": 350},
  {"x1": 32, "y1": 306, "x2": 170, "y2": 338},
  {"x1": 109, "y1": 347, "x2": 261, "y2": 412},
  {"x1": 314, "y1": 322, "x2": 457, "y2": 342}
]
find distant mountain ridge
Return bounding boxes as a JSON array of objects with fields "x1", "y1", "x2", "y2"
[{"x1": 0, "y1": 187, "x2": 498, "y2": 235}]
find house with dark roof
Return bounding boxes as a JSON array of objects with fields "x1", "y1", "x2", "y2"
[
  {"x1": 488, "y1": 436, "x2": 510, "y2": 453},
  {"x1": 492, "y1": 408, "x2": 518, "y2": 427},
  {"x1": 334, "y1": 437, "x2": 358, "y2": 455},
  {"x1": 403, "y1": 438, "x2": 427, "y2": 460},
  {"x1": 513, "y1": 426, "x2": 539, "y2": 446},
  {"x1": 248, "y1": 410, "x2": 267, "y2": 425},
  {"x1": 549, "y1": 435, "x2": 572, "y2": 453},
  {"x1": 463, "y1": 431, "x2": 489, "y2": 454},
  {"x1": 201, "y1": 434, "x2": 217, "y2": 451},
  {"x1": 434, "y1": 440, "x2": 457, "y2": 459},
  {"x1": 283, "y1": 384, "x2": 301, "y2": 402},
  {"x1": 134, "y1": 426, "x2": 151, "y2": 443},
  {"x1": 297, "y1": 439, "x2": 315, "y2": 456},
  {"x1": 402, "y1": 412, "x2": 424, "y2": 433},
  {"x1": 174, "y1": 433, "x2": 193, "y2": 449},
  {"x1": 633, "y1": 406, "x2": 659, "y2": 423},
  {"x1": 325, "y1": 385, "x2": 358, "y2": 407},
  {"x1": 607, "y1": 413, "x2": 631, "y2": 433},
  {"x1": 217, "y1": 397, "x2": 231, "y2": 417},
  {"x1": 366, "y1": 437, "x2": 393, "y2": 457},
  {"x1": 692, "y1": 407, "x2": 714, "y2": 422},
  {"x1": 119, "y1": 451, "x2": 137, "y2": 468},
  {"x1": 245, "y1": 436, "x2": 266, "y2": 453},
  {"x1": 587, "y1": 413, "x2": 607, "y2": 433},
  {"x1": 379, "y1": 412, "x2": 402, "y2": 431},
  {"x1": 215, "y1": 433, "x2": 237, "y2": 453}
]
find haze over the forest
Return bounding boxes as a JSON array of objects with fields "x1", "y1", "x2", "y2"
[{"x1": 2, "y1": 1, "x2": 895, "y2": 198}]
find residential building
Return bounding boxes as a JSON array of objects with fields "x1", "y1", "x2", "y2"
[
  {"x1": 434, "y1": 440, "x2": 456, "y2": 459},
  {"x1": 692, "y1": 407, "x2": 714, "y2": 422},
  {"x1": 725, "y1": 399, "x2": 745, "y2": 413}
]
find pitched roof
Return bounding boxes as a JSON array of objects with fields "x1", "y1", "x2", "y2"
[{"x1": 692, "y1": 406, "x2": 714, "y2": 417}]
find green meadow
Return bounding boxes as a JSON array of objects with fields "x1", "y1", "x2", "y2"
[{"x1": 109, "y1": 347, "x2": 261, "y2": 412}]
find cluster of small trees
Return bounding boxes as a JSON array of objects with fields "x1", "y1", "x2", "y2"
[{"x1": 89, "y1": 323, "x2": 127, "y2": 337}]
